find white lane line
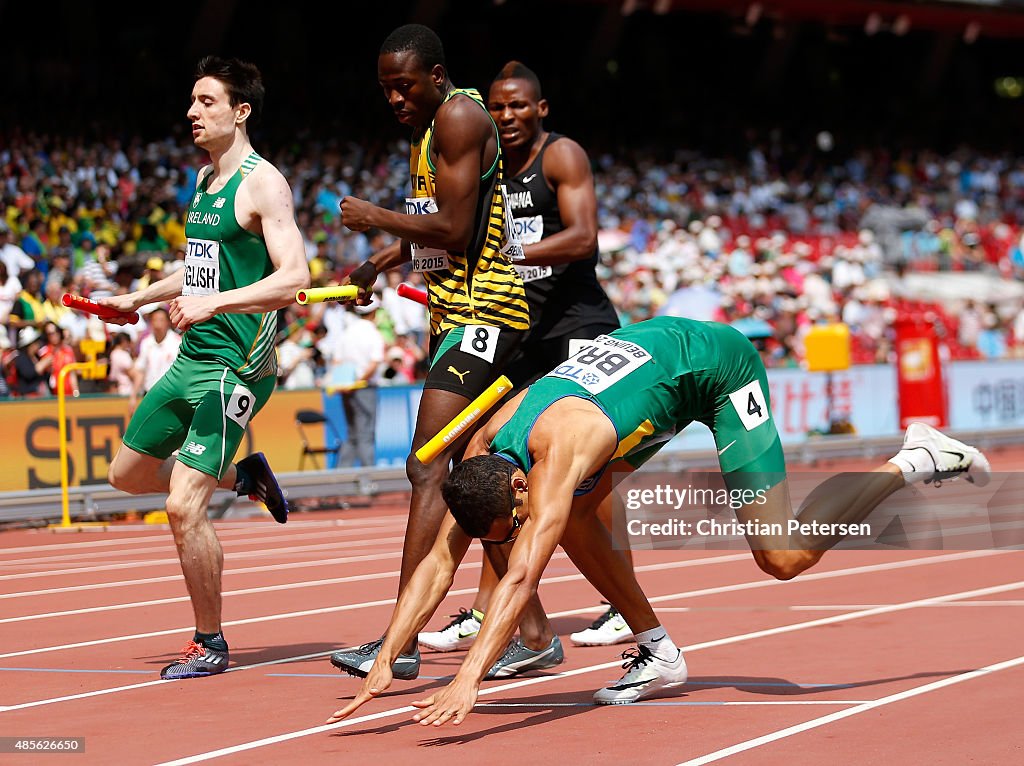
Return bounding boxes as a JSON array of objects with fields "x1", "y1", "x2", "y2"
[
  {"x1": 653, "y1": 600, "x2": 1024, "y2": 613},
  {"x1": 1, "y1": 551, "x2": 744, "y2": 622},
  {"x1": 791, "y1": 601, "x2": 1024, "y2": 610},
  {"x1": 0, "y1": 551, "x2": 406, "y2": 602},
  {"x1": 0, "y1": 518, "x2": 396, "y2": 557},
  {"x1": 148, "y1": 576, "x2": 1024, "y2": 766},
  {"x1": 0, "y1": 648, "x2": 340, "y2": 713},
  {"x1": 0, "y1": 536, "x2": 407, "y2": 582},
  {"x1": 0, "y1": 524, "x2": 406, "y2": 569},
  {"x1": 0, "y1": 556, "x2": 728, "y2": 655},
  {"x1": 675, "y1": 653, "x2": 1024, "y2": 765}
]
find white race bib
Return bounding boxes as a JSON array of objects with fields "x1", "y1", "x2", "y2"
[
  {"x1": 182, "y1": 238, "x2": 220, "y2": 296},
  {"x1": 405, "y1": 196, "x2": 451, "y2": 272},
  {"x1": 225, "y1": 383, "x2": 255, "y2": 429},
  {"x1": 547, "y1": 334, "x2": 651, "y2": 394},
  {"x1": 728, "y1": 380, "x2": 770, "y2": 431},
  {"x1": 515, "y1": 264, "x2": 553, "y2": 283},
  {"x1": 459, "y1": 325, "x2": 500, "y2": 363},
  {"x1": 498, "y1": 184, "x2": 525, "y2": 261}
]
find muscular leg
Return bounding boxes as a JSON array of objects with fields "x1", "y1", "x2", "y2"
[
  {"x1": 109, "y1": 444, "x2": 238, "y2": 495},
  {"x1": 470, "y1": 549, "x2": 500, "y2": 613},
  {"x1": 595, "y1": 491, "x2": 633, "y2": 567},
  {"x1": 558, "y1": 489, "x2": 660, "y2": 637},
  {"x1": 165, "y1": 461, "x2": 224, "y2": 633},
  {"x1": 735, "y1": 464, "x2": 906, "y2": 580},
  {"x1": 398, "y1": 388, "x2": 492, "y2": 652}
]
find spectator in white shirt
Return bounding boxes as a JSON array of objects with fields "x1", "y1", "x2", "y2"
[
  {"x1": 0, "y1": 262, "x2": 22, "y2": 324},
  {"x1": 0, "y1": 223, "x2": 34, "y2": 280},
  {"x1": 132, "y1": 306, "x2": 180, "y2": 398},
  {"x1": 328, "y1": 296, "x2": 385, "y2": 468},
  {"x1": 79, "y1": 243, "x2": 119, "y2": 300},
  {"x1": 276, "y1": 321, "x2": 317, "y2": 390}
]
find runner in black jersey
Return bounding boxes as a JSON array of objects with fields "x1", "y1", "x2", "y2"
[{"x1": 417, "y1": 62, "x2": 631, "y2": 672}]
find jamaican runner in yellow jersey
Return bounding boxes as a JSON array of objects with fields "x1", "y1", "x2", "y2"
[
  {"x1": 330, "y1": 24, "x2": 531, "y2": 680},
  {"x1": 99, "y1": 56, "x2": 311, "y2": 680}
]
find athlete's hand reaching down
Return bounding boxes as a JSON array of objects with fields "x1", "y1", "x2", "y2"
[
  {"x1": 410, "y1": 678, "x2": 479, "y2": 727},
  {"x1": 325, "y1": 661, "x2": 394, "y2": 724}
]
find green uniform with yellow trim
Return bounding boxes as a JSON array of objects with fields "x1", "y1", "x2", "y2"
[
  {"x1": 489, "y1": 316, "x2": 786, "y2": 494},
  {"x1": 123, "y1": 152, "x2": 277, "y2": 479},
  {"x1": 409, "y1": 87, "x2": 529, "y2": 398}
]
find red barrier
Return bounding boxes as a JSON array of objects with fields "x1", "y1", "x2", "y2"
[{"x1": 894, "y1": 314, "x2": 947, "y2": 428}]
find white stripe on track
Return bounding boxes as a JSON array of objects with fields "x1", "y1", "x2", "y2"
[
  {"x1": 0, "y1": 518, "x2": 401, "y2": 557},
  {"x1": 0, "y1": 524, "x2": 406, "y2": 569},
  {"x1": 0, "y1": 550, "x2": 1010, "y2": 714},
  {"x1": 0, "y1": 536, "x2": 408, "y2": 582},
  {"x1": 675, "y1": 653, "x2": 1024, "y2": 765},
  {"x1": 148, "y1": 574, "x2": 1024, "y2": 765},
  {"x1": 0, "y1": 555, "x2": 728, "y2": 648}
]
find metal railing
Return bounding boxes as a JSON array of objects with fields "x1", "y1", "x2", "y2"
[{"x1": 2, "y1": 428, "x2": 1020, "y2": 526}]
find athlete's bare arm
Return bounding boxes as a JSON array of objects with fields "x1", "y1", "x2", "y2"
[
  {"x1": 339, "y1": 96, "x2": 494, "y2": 250},
  {"x1": 408, "y1": 401, "x2": 617, "y2": 726},
  {"x1": 326, "y1": 512, "x2": 474, "y2": 723},
  {"x1": 516, "y1": 138, "x2": 599, "y2": 268}
]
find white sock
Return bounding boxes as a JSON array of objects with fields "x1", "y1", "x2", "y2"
[
  {"x1": 634, "y1": 625, "x2": 679, "y2": 662},
  {"x1": 888, "y1": 448, "x2": 935, "y2": 484}
]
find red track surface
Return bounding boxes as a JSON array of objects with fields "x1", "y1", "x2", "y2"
[{"x1": 1, "y1": 447, "x2": 1022, "y2": 765}]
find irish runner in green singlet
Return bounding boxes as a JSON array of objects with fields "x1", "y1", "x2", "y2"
[{"x1": 100, "y1": 56, "x2": 311, "y2": 680}]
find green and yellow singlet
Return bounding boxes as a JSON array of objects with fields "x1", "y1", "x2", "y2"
[{"x1": 408, "y1": 87, "x2": 530, "y2": 335}]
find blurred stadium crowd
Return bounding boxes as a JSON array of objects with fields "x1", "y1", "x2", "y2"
[{"x1": 2, "y1": 129, "x2": 1023, "y2": 399}]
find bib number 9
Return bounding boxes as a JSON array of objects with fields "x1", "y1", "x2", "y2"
[{"x1": 226, "y1": 384, "x2": 255, "y2": 429}]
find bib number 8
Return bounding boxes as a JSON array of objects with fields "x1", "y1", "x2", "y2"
[{"x1": 460, "y1": 325, "x2": 500, "y2": 363}]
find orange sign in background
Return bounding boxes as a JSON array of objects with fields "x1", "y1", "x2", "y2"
[{"x1": 0, "y1": 389, "x2": 324, "y2": 492}]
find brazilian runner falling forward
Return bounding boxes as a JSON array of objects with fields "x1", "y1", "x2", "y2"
[{"x1": 328, "y1": 315, "x2": 990, "y2": 725}]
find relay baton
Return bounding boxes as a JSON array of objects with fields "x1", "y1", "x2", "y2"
[
  {"x1": 62, "y1": 293, "x2": 140, "y2": 324},
  {"x1": 397, "y1": 283, "x2": 428, "y2": 306},
  {"x1": 295, "y1": 285, "x2": 360, "y2": 305},
  {"x1": 325, "y1": 380, "x2": 369, "y2": 395},
  {"x1": 414, "y1": 375, "x2": 513, "y2": 464}
]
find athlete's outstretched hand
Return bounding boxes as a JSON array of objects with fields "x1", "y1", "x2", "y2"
[
  {"x1": 410, "y1": 678, "x2": 478, "y2": 727},
  {"x1": 325, "y1": 661, "x2": 393, "y2": 724}
]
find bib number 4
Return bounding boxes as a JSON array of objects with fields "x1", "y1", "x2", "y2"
[{"x1": 728, "y1": 380, "x2": 770, "y2": 431}]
